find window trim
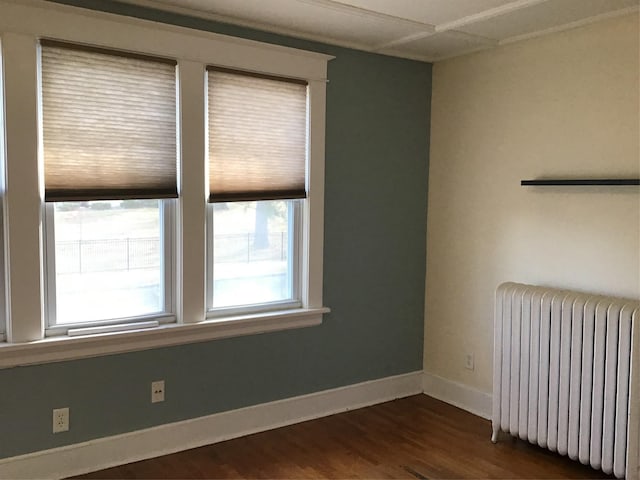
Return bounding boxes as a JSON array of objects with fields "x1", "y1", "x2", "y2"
[
  {"x1": 0, "y1": 39, "x2": 6, "y2": 342},
  {"x1": 0, "y1": 201, "x2": 5, "y2": 344},
  {"x1": 206, "y1": 199, "x2": 303, "y2": 316},
  {"x1": 0, "y1": 306, "x2": 329, "y2": 368},
  {"x1": 42, "y1": 200, "x2": 177, "y2": 336},
  {"x1": 0, "y1": 0, "x2": 331, "y2": 368}
]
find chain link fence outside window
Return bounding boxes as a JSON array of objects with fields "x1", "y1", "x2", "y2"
[{"x1": 56, "y1": 233, "x2": 287, "y2": 274}]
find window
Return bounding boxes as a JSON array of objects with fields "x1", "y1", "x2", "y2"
[
  {"x1": 44, "y1": 200, "x2": 172, "y2": 328},
  {"x1": 0, "y1": 0, "x2": 328, "y2": 364},
  {"x1": 39, "y1": 41, "x2": 177, "y2": 334},
  {"x1": 208, "y1": 199, "x2": 300, "y2": 310},
  {"x1": 206, "y1": 68, "x2": 308, "y2": 315}
]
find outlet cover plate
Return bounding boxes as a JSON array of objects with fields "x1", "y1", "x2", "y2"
[
  {"x1": 52, "y1": 407, "x2": 69, "y2": 433},
  {"x1": 464, "y1": 353, "x2": 475, "y2": 371},
  {"x1": 151, "y1": 380, "x2": 165, "y2": 403}
]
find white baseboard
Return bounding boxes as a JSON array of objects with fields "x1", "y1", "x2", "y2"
[
  {"x1": 0, "y1": 370, "x2": 423, "y2": 480},
  {"x1": 422, "y1": 372, "x2": 492, "y2": 420}
]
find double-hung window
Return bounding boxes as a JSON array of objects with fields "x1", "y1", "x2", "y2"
[
  {"x1": 0, "y1": 0, "x2": 329, "y2": 364},
  {"x1": 39, "y1": 41, "x2": 177, "y2": 335},
  {"x1": 206, "y1": 68, "x2": 308, "y2": 315}
]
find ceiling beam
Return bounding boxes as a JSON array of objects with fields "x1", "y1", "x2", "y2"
[
  {"x1": 372, "y1": 29, "x2": 497, "y2": 53},
  {"x1": 304, "y1": 0, "x2": 436, "y2": 31},
  {"x1": 444, "y1": 30, "x2": 499, "y2": 47},
  {"x1": 436, "y1": 0, "x2": 551, "y2": 33},
  {"x1": 372, "y1": 31, "x2": 436, "y2": 52}
]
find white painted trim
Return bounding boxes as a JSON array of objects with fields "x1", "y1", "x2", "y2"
[
  {"x1": 2, "y1": 32, "x2": 45, "y2": 343},
  {"x1": 0, "y1": 307, "x2": 329, "y2": 369},
  {"x1": 626, "y1": 310, "x2": 640, "y2": 480},
  {"x1": 422, "y1": 372, "x2": 492, "y2": 420},
  {"x1": 373, "y1": 29, "x2": 496, "y2": 54},
  {"x1": 304, "y1": 79, "x2": 327, "y2": 309},
  {"x1": 177, "y1": 59, "x2": 207, "y2": 325},
  {"x1": 372, "y1": 31, "x2": 437, "y2": 52},
  {"x1": 435, "y1": 0, "x2": 550, "y2": 33},
  {"x1": 430, "y1": 44, "x2": 495, "y2": 63},
  {"x1": 301, "y1": 0, "x2": 434, "y2": 30},
  {"x1": 0, "y1": 370, "x2": 423, "y2": 480},
  {"x1": 442, "y1": 29, "x2": 499, "y2": 47},
  {"x1": 66, "y1": 320, "x2": 160, "y2": 337}
]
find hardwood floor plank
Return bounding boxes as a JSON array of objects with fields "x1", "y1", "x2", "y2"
[{"x1": 72, "y1": 395, "x2": 612, "y2": 479}]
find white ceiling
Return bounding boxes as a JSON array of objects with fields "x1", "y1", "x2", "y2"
[{"x1": 119, "y1": 0, "x2": 640, "y2": 62}]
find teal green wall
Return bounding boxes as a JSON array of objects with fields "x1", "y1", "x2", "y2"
[{"x1": 0, "y1": 1, "x2": 431, "y2": 459}]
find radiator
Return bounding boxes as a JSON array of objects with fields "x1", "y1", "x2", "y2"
[{"x1": 492, "y1": 282, "x2": 639, "y2": 479}]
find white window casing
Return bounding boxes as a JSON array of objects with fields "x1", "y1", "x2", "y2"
[
  {"x1": 177, "y1": 58, "x2": 207, "y2": 325},
  {"x1": 2, "y1": 31, "x2": 44, "y2": 344},
  {"x1": 205, "y1": 68, "x2": 309, "y2": 316},
  {"x1": 0, "y1": 203, "x2": 5, "y2": 343},
  {"x1": 0, "y1": 40, "x2": 6, "y2": 342},
  {"x1": 0, "y1": 0, "x2": 331, "y2": 368},
  {"x1": 38, "y1": 40, "x2": 179, "y2": 334}
]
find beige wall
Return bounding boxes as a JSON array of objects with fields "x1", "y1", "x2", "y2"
[{"x1": 425, "y1": 13, "x2": 640, "y2": 393}]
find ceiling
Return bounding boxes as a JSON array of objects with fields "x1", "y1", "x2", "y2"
[{"x1": 119, "y1": 0, "x2": 640, "y2": 62}]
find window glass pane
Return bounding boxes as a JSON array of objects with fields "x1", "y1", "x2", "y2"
[
  {"x1": 53, "y1": 199, "x2": 163, "y2": 324},
  {"x1": 212, "y1": 200, "x2": 294, "y2": 308}
]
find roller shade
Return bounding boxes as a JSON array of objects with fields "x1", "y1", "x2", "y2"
[
  {"x1": 207, "y1": 68, "x2": 308, "y2": 203},
  {"x1": 40, "y1": 40, "x2": 177, "y2": 201}
]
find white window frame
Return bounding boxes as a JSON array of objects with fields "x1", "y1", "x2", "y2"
[
  {"x1": 42, "y1": 200, "x2": 177, "y2": 337},
  {"x1": 206, "y1": 199, "x2": 303, "y2": 317},
  {"x1": 0, "y1": 39, "x2": 6, "y2": 342},
  {"x1": 0, "y1": 202, "x2": 5, "y2": 344},
  {"x1": 0, "y1": 0, "x2": 330, "y2": 368}
]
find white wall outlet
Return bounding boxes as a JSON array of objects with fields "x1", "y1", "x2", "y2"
[
  {"x1": 464, "y1": 353, "x2": 475, "y2": 371},
  {"x1": 151, "y1": 380, "x2": 165, "y2": 403},
  {"x1": 52, "y1": 407, "x2": 69, "y2": 433}
]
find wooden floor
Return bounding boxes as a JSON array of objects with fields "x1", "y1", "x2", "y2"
[{"x1": 74, "y1": 395, "x2": 612, "y2": 479}]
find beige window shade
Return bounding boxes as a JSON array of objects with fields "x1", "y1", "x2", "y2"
[
  {"x1": 207, "y1": 68, "x2": 308, "y2": 203},
  {"x1": 40, "y1": 40, "x2": 177, "y2": 201}
]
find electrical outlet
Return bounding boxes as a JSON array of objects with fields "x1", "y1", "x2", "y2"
[
  {"x1": 464, "y1": 353, "x2": 475, "y2": 371},
  {"x1": 52, "y1": 407, "x2": 69, "y2": 433},
  {"x1": 151, "y1": 380, "x2": 165, "y2": 403}
]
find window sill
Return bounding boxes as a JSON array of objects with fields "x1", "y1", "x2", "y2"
[{"x1": 0, "y1": 307, "x2": 329, "y2": 369}]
